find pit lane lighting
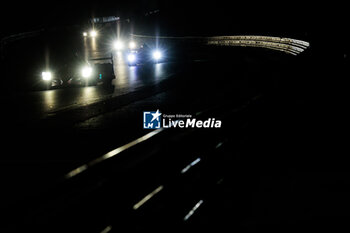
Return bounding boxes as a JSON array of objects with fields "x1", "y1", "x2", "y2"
[{"x1": 42, "y1": 71, "x2": 52, "y2": 81}]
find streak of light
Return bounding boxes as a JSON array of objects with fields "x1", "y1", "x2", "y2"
[
  {"x1": 43, "y1": 90, "x2": 56, "y2": 111},
  {"x1": 83, "y1": 36, "x2": 88, "y2": 61},
  {"x1": 100, "y1": 225, "x2": 112, "y2": 233},
  {"x1": 91, "y1": 37, "x2": 97, "y2": 51},
  {"x1": 133, "y1": 185, "x2": 164, "y2": 210},
  {"x1": 181, "y1": 158, "x2": 201, "y2": 174},
  {"x1": 215, "y1": 142, "x2": 224, "y2": 149},
  {"x1": 81, "y1": 86, "x2": 99, "y2": 103},
  {"x1": 65, "y1": 128, "x2": 164, "y2": 179},
  {"x1": 128, "y1": 66, "x2": 138, "y2": 84},
  {"x1": 184, "y1": 200, "x2": 204, "y2": 221},
  {"x1": 154, "y1": 63, "x2": 164, "y2": 78}
]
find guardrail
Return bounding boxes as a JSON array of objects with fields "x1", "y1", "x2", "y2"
[
  {"x1": 60, "y1": 94, "x2": 261, "y2": 232},
  {"x1": 0, "y1": 29, "x2": 45, "y2": 59},
  {"x1": 6, "y1": 89, "x2": 264, "y2": 232},
  {"x1": 131, "y1": 34, "x2": 310, "y2": 55}
]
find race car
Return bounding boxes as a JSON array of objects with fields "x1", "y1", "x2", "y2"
[
  {"x1": 66, "y1": 62, "x2": 115, "y2": 87},
  {"x1": 40, "y1": 71, "x2": 64, "y2": 90},
  {"x1": 126, "y1": 43, "x2": 164, "y2": 66}
]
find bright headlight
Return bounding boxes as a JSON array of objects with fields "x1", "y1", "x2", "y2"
[
  {"x1": 90, "y1": 30, "x2": 97, "y2": 38},
  {"x1": 152, "y1": 50, "x2": 162, "y2": 60},
  {"x1": 42, "y1": 71, "x2": 52, "y2": 81},
  {"x1": 127, "y1": 53, "x2": 136, "y2": 63},
  {"x1": 129, "y1": 41, "x2": 136, "y2": 49},
  {"x1": 82, "y1": 66, "x2": 93, "y2": 78},
  {"x1": 114, "y1": 40, "x2": 124, "y2": 50}
]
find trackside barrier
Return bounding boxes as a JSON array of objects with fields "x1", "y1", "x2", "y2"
[
  {"x1": 7, "y1": 90, "x2": 266, "y2": 232},
  {"x1": 131, "y1": 34, "x2": 310, "y2": 55}
]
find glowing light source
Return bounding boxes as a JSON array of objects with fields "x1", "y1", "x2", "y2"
[
  {"x1": 90, "y1": 30, "x2": 97, "y2": 38},
  {"x1": 113, "y1": 40, "x2": 124, "y2": 50},
  {"x1": 129, "y1": 41, "x2": 136, "y2": 49},
  {"x1": 42, "y1": 71, "x2": 52, "y2": 81},
  {"x1": 81, "y1": 66, "x2": 93, "y2": 78},
  {"x1": 152, "y1": 50, "x2": 162, "y2": 60},
  {"x1": 127, "y1": 53, "x2": 136, "y2": 63},
  {"x1": 83, "y1": 32, "x2": 88, "y2": 37}
]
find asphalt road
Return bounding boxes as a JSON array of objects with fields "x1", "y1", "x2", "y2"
[
  {"x1": 1, "y1": 24, "x2": 185, "y2": 122},
  {"x1": 2, "y1": 61, "x2": 181, "y2": 122},
  {"x1": 0, "y1": 51, "x2": 299, "y2": 232}
]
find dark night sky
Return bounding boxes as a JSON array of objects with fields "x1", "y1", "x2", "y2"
[
  {"x1": 1, "y1": 0, "x2": 346, "y2": 51},
  {"x1": 1, "y1": 0, "x2": 159, "y2": 35}
]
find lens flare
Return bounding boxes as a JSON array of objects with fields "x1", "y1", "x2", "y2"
[
  {"x1": 114, "y1": 40, "x2": 124, "y2": 50},
  {"x1": 90, "y1": 30, "x2": 97, "y2": 38},
  {"x1": 129, "y1": 41, "x2": 136, "y2": 49},
  {"x1": 42, "y1": 71, "x2": 52, "y2": 81},
  {"x1": 81, "y1": 66, "x2": 93, "y2": 78},
  {"x1": 152, "y1": 50, "x2": 162, "y2": 60},
  {"x1": 127, "y1": 53, "x2": 136, "y2": 63}
]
